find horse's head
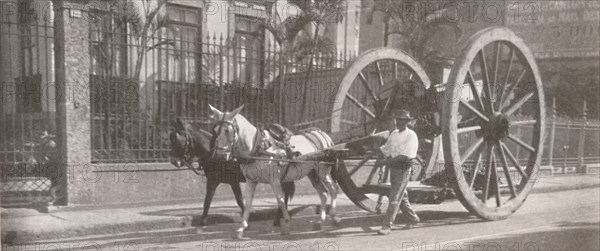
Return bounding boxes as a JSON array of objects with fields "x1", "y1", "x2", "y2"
[
  {"x1": 209, "y1": 104, "x2": 245, "y2": 161},
  {"x1": 169, "y1": 118, "x2": 195, "y2": 168}
]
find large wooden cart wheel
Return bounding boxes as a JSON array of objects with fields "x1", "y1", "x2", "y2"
[
  {"x1": 330, "y1": 48, "x2": 436, "y2": 212},
  {"x1": 442, "y1": 27, "x2": 545, "y2": 220}
]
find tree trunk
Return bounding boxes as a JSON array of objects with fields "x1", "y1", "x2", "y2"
[{"x1": 299, "y1": 25, "x2": 320, "y2": 124}]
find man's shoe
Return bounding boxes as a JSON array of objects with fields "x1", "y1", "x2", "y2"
[
  {"x1": 407, "y1": 217, "x2": 420, "y2": 224},
  {"x1": 377, "y1": 226, "x2": 392, "y2": 235},
  {"x1": 401, "y1": 222, "x2": 417, "y2": 230}
]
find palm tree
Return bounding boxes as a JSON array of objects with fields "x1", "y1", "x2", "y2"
[
  {"x1": 363, "y1": 0, "x2": 462, "y2": 60},
  {"x1": 124, "y1": 0, "x2": 173, "y2": 80},
  {"x1": 91, "y1": 0, "x2": 171, "y2": 150},
  {"x1": 262, "y1": 0, "x2": 346, "y2": 123},
  {"x1": 91, "y1": 0, "x2": 173, "y2": 80}
]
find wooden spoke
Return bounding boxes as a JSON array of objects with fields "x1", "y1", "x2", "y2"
[
  {"x1": 491, "y1": 152, "x2": 502, "y2": 207},
  {"x1": 500, "y1": 141, "x2": 528, "y2": 179},
  {"x1": 467, "y1": 70, "x2": 485, "y2": 112},
  {"x1": 394, "y1": 62, "x2": 399, "y2": 79},
  {"x1": 511, "y1": 120, "x2": 536, "y2": 126},
  {"x1": 505, "y1": 92, "x2": 534, "y2": 116},
  {"x1": 461, "y1": 137, "x2": 484, "y2": 165},
  {"x1": 359, "y1": 72, "x2": 378, "y2": 101},
  {"x1": 460, "y1": 99, "x2": 490, "y2": 122},
  {"x1": 346, "y1": 93, "x2": 376, "y2": 118},
  {"x1": 496, "y1": 141, "x2": 517, "y2": 198},
  {"x1": 498, "y1": 47, "x2": 515, "y2": 110},
  {"x1": 478, "y1": 49, "x2": 494, "y2": 113},
  {"x1": 376, "y1": 61, "x2": 385, "y2": 87},
  {"x1": 469, "y1": 147, "x2": 483, "y2": 189},
  {"x1": 493, "y1": 42, "x2": 501, "y2": 86},
  {"x1": 349, "y1": 153, "x2": 373, "y2": 176},
  {"x1": 483, "y1": 143, "x2": 493, "y2": 203},
  {"x1": 507, "y1": 134, "x2": 535, "y2": 153},
  {"x1": 380, "y1": 95, "x2": 394, "y2": 118},
  {"x1": 500, "y1": 69, "x2": 526, "y2": 110},
  {"x1": 458, "y1": 125, "x2": 482, "y2": 134}
]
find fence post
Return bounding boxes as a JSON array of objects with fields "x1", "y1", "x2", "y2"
[
  {"x1": 547, "y1": 97, "x2": 556, "y2": 174},
  {"x1": 279, "y1": 53, "x2": 287, "y2": 125},
  {"x1": 577, "y1": 100, "x2": 588, "y2": 173},
  {"x1": 219, "y1": 34, "x2": 225, "y2": 109},
  {"x1": 562, "y1": 120, "x2": 571, "y2": 174},
  {"x1": 53, "y1": 1, "x2": 92, "y2": 205}
]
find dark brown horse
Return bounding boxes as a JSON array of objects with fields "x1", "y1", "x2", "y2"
[{"x1": 169, "y1": 118, "x2": 294, "y2": 227}]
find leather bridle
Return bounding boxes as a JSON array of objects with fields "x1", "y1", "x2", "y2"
[
  {"x1": 171, "y1": 128, "x2": 203, "y2": 175},
  {"x1": 212, "y1": 119, "x2": 240, "y2": 157},
  {"x1": 212, "y1": 118, "x2": 269, "y2": 160}
]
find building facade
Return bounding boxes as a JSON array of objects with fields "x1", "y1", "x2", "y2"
[{"x1": 0, "y1": 0, "x2": 362, "y2": 206}]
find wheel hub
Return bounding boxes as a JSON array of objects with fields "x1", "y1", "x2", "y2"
[{"x1": 483, "y1": 113, "x2": 511, "y2": 141}]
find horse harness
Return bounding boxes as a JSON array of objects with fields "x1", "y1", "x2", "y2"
[
  {"x1": 176, "y1": 127, "x2": 204, "y2": 175},
  {"x1": 213, "y1": 118, "x2": 298, "y2": 181}
]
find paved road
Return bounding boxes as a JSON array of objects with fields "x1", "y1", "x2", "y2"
[{"x1": 7, "y1": 188, "x2": 599, "y2": 251}]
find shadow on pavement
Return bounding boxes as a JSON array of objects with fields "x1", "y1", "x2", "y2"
[
  {"x1": 140, "y1": 204, "x2": 312, "y2": 226},
  {"x1": 22, "y1": 209, "x2": 484, "y2": 249}
]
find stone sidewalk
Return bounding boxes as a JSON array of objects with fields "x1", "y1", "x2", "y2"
[{"x1": 2, "y1": 174, "x2": 599, "y2": 244}]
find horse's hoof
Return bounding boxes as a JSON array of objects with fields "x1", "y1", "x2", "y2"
[
  {"x1": 312, "y1": 222, "x2": 322, "y2": 231},
  {"x1": 332, "y1": 216, "x2": 342, "y2": 227},
  {"x1": 232, "y1": 229, "x2": 249, "y2": 240}
]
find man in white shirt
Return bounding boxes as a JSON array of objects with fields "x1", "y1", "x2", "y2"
[{"x1": 377, "y1": 109, "x2": 421, "y2": 235}]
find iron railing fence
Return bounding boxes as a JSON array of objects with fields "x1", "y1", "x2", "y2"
[
  {"x1": 0, "y1": 11, "x2": 57, "y2": 206},
  {"x1": 88, "y1": 24, "x2": 355, "y2": 163}
]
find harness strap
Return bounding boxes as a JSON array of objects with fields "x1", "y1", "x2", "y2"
[
  {"x1": 249, "y1": 127, "x2": 265, "y2": 156},
  {"x1": 302, "y1": 130, "x2": 323, "y2": 150}
]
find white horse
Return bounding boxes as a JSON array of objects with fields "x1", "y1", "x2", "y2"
[{"x1": 209, "y1": 104, "x2": 339, "y2": 239}]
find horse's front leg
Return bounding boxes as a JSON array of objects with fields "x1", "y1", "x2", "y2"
[
  {"x1": 235, "y1": 181, "x2": 257, "y2": 240},
  {"x1": 270, "y1": 181, "x2": 291, "y2": 236},
  {"x1": 201, "y1": 178, "x2": 219, "y2": 226},
  {"x1": 230, "y1": 182, "x2": 245, "y2": 214},
  {"x1": 308, "y1": 170, "x2": 328, "y2": 231}
]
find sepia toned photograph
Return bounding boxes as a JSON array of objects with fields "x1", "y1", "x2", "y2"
[{"x1": 1, "y1": 0, "x2": 598, "y2": 250}]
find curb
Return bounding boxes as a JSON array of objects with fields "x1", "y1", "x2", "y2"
[
  {"x1": 1, "y1": 205, "x2": 325, "y2": 244},
  {"x1": 1, "y1": 217, "x2": 191, "y2": 245},
  {"x1": 531, "y1": 182, "x2": 600, "y2": 194},
  {"x1": 3, "y1": 180, "x2": 599, "y2": 244}
]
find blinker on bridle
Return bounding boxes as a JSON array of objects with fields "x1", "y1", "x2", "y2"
[
  {"x1": 212, "y1": 117, "x2": 239, "y2": 156},
  {"x1": 174, "y1": 127, "x2": 194, "y2": 164}
]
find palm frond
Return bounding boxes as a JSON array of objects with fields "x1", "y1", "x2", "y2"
[{"x1": 292, "y1": 35, "x2": 336, "y2": 61}]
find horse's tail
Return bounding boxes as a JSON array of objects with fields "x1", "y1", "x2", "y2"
[{"x1": 282, "y1": 181, "x2": 295, "y2": 202}]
